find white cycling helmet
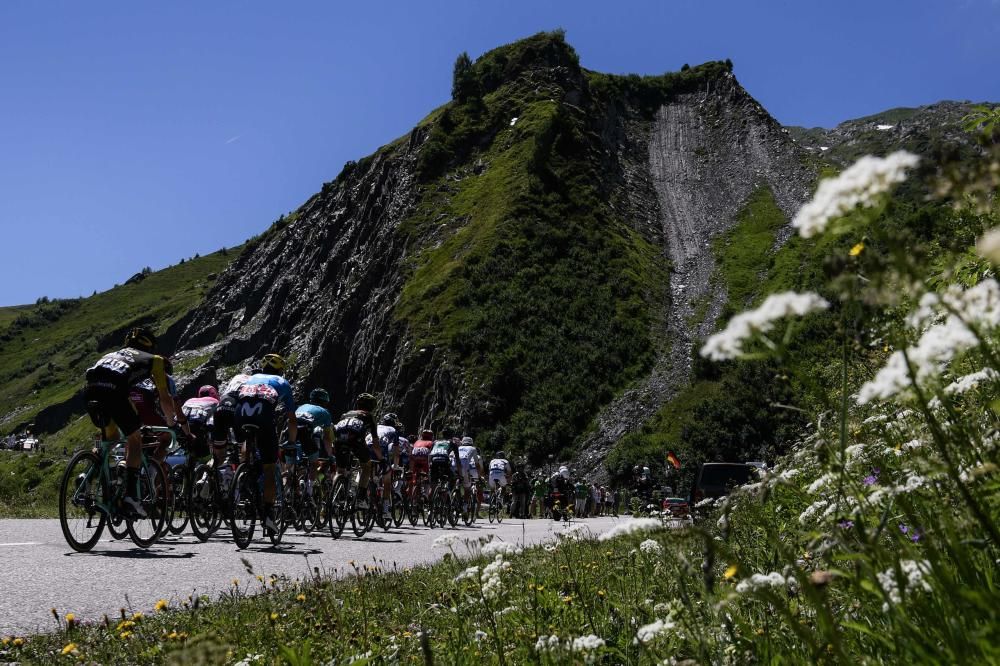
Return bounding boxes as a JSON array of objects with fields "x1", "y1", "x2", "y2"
[
  {"x1": 461, "y1": 436, "x2": 474, "y2": 446},
  {"x1": 559, "y1": 466, "x2": 570, "y2": 479}
]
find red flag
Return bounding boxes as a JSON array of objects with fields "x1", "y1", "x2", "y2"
[{"x1": 666, "y1": 450, "x2": 681, "y2": 470}]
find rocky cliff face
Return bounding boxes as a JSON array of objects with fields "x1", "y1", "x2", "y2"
[
  {"x1": 575, "y1": 74, "x2": 814, "y2": 476},
  {"x1": 173, "y1": 34, "x2": 814, "y2": 465}
]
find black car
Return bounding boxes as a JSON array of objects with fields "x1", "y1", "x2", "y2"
[{"x1": 690, "y1": 462, "x2": 755, "y2": 504}]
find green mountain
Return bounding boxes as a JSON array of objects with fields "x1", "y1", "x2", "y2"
[{"x1": 0, "y1": 32, "x2": 992, "y2": 509}]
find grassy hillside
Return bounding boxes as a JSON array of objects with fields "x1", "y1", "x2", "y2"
[{"x1": 0, "y1": 248, "x2": 238, "y2": 437}]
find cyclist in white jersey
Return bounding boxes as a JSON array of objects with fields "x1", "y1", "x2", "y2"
[
  {"x1": 458, "y1": 436, "x2": 482, "y2": 490},
  {"x1": 488, "y1": 452, "x2": 512, "y2": 490}
]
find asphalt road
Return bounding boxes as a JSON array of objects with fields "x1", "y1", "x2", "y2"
[{"x1": 0, "y1": 515, "x2": 623, "y2": 635}]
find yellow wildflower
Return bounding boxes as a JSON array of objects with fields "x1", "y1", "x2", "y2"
[
  {"x1": 131, "y1": 612, "x2": 143, "y2": 621},
  {"x1": 296, "y1": 594, "x2": 306, "y2": 602},
  {"x1": 154, "y1": 599, "x2": 168, "y2": 612},
  {"x1": 232, "y1": 579, "x2": 240, "y2": 586},
  {"x1": 1, "y1": 637, "x2": 9, "y2": 646},
  {"x1": 562, "y1": 595, "x2": 573, "y2": 604},
  {"x1": 119, "y1": 631, "x2": 132, "y2": 640},
  {"x1": 849, "y1": 242, "x2": 864, "y2": 257},
  {"x1": 724, "y1": 564, "x2": 738, "y2": 580},
  {"x1": 168, "y1": 631, "x2": 178, "y2": 640},
  {"x1": 597, "y1": 590, "x2": 606, "y2": 597},
  {"x1": 64, "y1": 613, "x2": 75, "y2": 624},
  {"x1": 256, "y1": 575, "x2": 264, "y2": 582},
  {"x1": 61, "y1": 642, "x2": 78, "y2": 656},
  {"x1": 270, "y1": 612, "x2": 279, "y2": 621},
  {"x1": 13, "y1": 638, "x2": 25, "y2": 647},
  {"x1": 403, "y1": 631, "x2": 413, "y2": 638}
]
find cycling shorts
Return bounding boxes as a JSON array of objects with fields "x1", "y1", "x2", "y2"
[
  {"x1": 430, "y1": 459, "x2": 453, "y2": 488},
  {"x1": 488, "y1": 472, "x2": 508, "y2": 490},
  {"x1": 212, "y1": 395, "x2": 237, "y2": 443},
  {"x1": 298, "y1": 431, "x2": 321, "y2": 459},
  {"x1": 84, "y1": 382, "x2": 140, "y2": 438},
  {"x1": 334, "y1": 438, "x2": 370, "y2": 471},
  {"x1": 234, "y1": 397, "x2": 279, "y2": 465},
  {"x1": 129, "y1": 386, "x2": 167, "y2": 427},
  {"x1": 410, "y1": 454, "x2": 429, "y2": 476}
]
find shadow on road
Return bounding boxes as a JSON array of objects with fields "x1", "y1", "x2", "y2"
[{"x1": 65, "y1": 548, "x2": 196, "y2": 559}]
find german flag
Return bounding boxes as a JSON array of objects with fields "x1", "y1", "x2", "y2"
[{"x1": 666, "y1": 450, "x2": 681, "y2": 470}]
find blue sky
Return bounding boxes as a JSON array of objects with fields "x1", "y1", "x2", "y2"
[{"x1": 1, "y1": 1, "x2": 997, "y2": 306}]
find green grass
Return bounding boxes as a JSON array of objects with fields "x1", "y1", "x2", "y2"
[{"x1": 0, "y1": 248, "x2": 238, "y2": 437}]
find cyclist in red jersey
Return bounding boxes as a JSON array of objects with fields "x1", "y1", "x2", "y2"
[{"x1": 410, "y1": 429, "x2": 433, "y2": 497}]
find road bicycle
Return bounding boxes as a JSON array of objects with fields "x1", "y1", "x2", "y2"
[
  {"x1": 229, "y1": 424, "x2": 286, "y2": 549},
  {"x1": 488, "y1": 483, "x2": 512, "y2": 524},
  {"x1": 58, "y1": 415, "x2": 169, "y2": 552}
]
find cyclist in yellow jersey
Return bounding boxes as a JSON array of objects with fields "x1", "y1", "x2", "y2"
[{"x1": 83, "y1": 327, "x2": 178, "y2": 517}]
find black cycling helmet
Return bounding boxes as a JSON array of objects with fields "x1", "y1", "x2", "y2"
[
  {"x1": 381, "y1": 412, "x2": 400, "y2": 427},
  {"x1": 309, "y1": 388, "x2": 330, "y2": 404},
  {"x1": 261, "y1": 353, "x2": 286, "y2": 376},
  {"x1": 356, "y1": 393, "x2": 376, "y2": 411},
  {"x1": 124, "y1": 326, "x2": 156, "y2": 351}
]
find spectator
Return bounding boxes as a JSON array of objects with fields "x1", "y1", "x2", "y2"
[
  {"x1": 574, "y1": 478, "x2": 588, "y2": 517},
  {"x1": 512, "y1": 464, "x2": 530, "y2": 518},
  {"x1": 591, "y1": 483, "x2": 601, "y2": 517},
  {"x1": 531, "y1": 474, "x2": 547, "y2": 518}
]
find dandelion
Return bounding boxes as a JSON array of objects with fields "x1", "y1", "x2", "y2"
[
  {"x1": 61, "y1": 642, "x2": 77, "y2": 656},
  {"x1": 724, "y1": 564, "x2": 738, "y2": 579},
  {"x1": 849, "y1": 242, "x2": 865, "y2": 256},
  {"x1": 639, "y1": 539, "x2": 662, "y2": 554},
  {"x1": 296, "y1": 594, "x2": 306, "y2": 602},
  {"x1": 119, "y1": 631, "x2": 132, "y2": 640},
  {"x1": 154, "y1": 599, "x2": 168, "y2": 612},
  {"x1": 700, "y1": 291, "x2": 829, "y2": 360},
  {"x1": 269, "y1": 612, "x2": 279, "y2": 621},
  {"x1": 13, "y1": 637, "x2": 25, "y2": 647},
  {"x1": 64, "y1": 613, "x2": 76, "y2": 629},
  {"x1": 598, "y1": 517, "x2": 663, "y2": 541},
  {"x1": 791, "y1": 151, "x2": 919, "y2": 238},
  {"x1": 131, "y1": 612, "x2": 143, "y2": 621}
]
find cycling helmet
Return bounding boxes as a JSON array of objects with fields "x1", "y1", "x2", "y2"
[
  {"x1": 496, "y1": 451, "x2": 506, "y2": 460},
  {"x1": 124, "y1": 326, "x2": 156, "y2": 351},
  {"x1": 632, "y1": 465, "x2": 642, "y2": 476},
  {"x1": 420, "y1": 429, "x2": 434, "y2": 439},
  {"x1": 643, "y1": 466, "x2": 651, "y2": 476},
  {"x1": 356, "y1": 393, "x2": 376, "y2": 411},
  {"x1": 198, "y1": 385, "x2": 219, "y2": 400},
  {"x1": 261, "y1": 353, "x2": 286, "y2": 375},
  {"x1": 309, "y1": 388, "x2": 330, "y2": 404},
  {"x1": 381, "y1": 412, "x2": 399, "y2": 427},
  {"x1": 461, "y1": 436, "x2": 474, "y2": 446},
  {"x1": 559, "y1": 466, "x2": 570, "y2": 479}
]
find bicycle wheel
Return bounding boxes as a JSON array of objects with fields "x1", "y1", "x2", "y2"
[
  {"x1": 392, "y1": 491, "x2": 406, "y2": 527},
  {"x1": 167, "y1": 464, "x2": 190, "y2": 535},
  {"x1": 299, "y1": 477, "x2": 318, "y2": 534},
  {"x1": 488, "y1": 495, "x2": 498, "y2": 524},
  {"x1": 448, "y1": 491, "x2": 461, "y2": 528},
  {"x1": 59, "y1": 451, "x2": 107, "y2": 552},
  {"x1": 230, "y1": 463, "x2": 256, "y2": 549},
  {"x1": 350, "y1": 486, "x2": 370, "y2": 538},
  {"x1": 328, "y1": 477, "x2": 347, "y2": 539},
  {"x1": 127, "y1": 463, "x2": 168, "y2": 548},
  {"x1": 314, "y1": 477, "x2": 331, "y2": 530},
  {"x1": 190, "y1": 463, "x2": 219, "y2": 543}
]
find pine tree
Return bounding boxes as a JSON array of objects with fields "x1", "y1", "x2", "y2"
[{"x1": 452, "y1": 51, "x2": 475, "y2": 102}]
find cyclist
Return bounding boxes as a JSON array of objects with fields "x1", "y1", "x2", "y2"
[
  {"x1": 213, "y1": 368, "x2": 254, "y2": 458},
  {"x1": 129, "y1": 369, "x2": 190, "y2": 460},
  {"x1": 531, "y1": 473, "x2": 547, "y2": 518},
  {"x1": 293, "y1": 388, "x2": 335, "y2": 499},
  {"x1": 333, "y1": 393, "x2": 383, "y2": 509},
  {"x1": 181, "y1": 385, "x2": 219, "y2": 464},
  {"x1": 429, "y1": 431, "x2": 460, "y2": 495},
  {"x1": 410, "y1": 429, "x2": 434, "y2": 498},
  {"x1": 487, "y1": 450, "x2": 512, "y2": 497},
  {"x1": 367, "y1": 413, "x2": 401, "y2": 521},
  {"x1": 234, "y1": 353, "x2": 296, "y2": 533},
  {"x1": 458, "y1": 436, "x2": 483, "y2": 505},
  {"x1": 83, "y1": 327, "x2": 179, "y2": 517}
]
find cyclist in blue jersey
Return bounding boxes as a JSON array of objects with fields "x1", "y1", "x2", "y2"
[
  {"x1": 234, "y1": 353, "x2": 296, "y2": 533},
  {"x1": 293, "y1": 388, "x2": 334, "y2": 498}
]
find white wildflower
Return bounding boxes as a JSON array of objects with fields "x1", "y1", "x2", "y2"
[
  {"x1": 798, "y1": 499, "x2": 829, "y2": 524},
  {"x1": 482, "y1": 540, "x2": 523, "y2": 557},
  {"x1": 635, "y1": 618, "x2": 674, "y2": 644},
  {"x1": 791, "y1": 151, "x2": 919, "y2": 238},
  {"x1": 944, "y1": 368, "x2": 999, "y2": 395},
  {"x1": 694, "y1": 497, "x2": 716, "y2": 508},
  {"x1": 473, "y1": 630, "x2": 488, "y2": 642},
  {"x1": 701, "y1": 292, "x2": 829, "y2": 360},
  {"x1": 433, "y1": 534, "x2": 460, "y2": 548},
  {"x1": 598, "y1": 517, "x2": 663, "y2": 541},
  {"x1": 572, "y1": 634, "x2": 606, "y2": 662},
  {"x1": 877, "y1": 560, "x2": 932, "y2": 611},
  {"x1": 543, "y1": 543, "x2": 557, "y2": 553},
  {"x1": 454, "y1": 566, "x2": 480, "y2": 583},
  {"x1": 639, "y1": 539, "x2": 663, "y2": 554},
  {"x1": 534, "y1": 635, "x2": 561, "y2": 653},
  {"x1": 862, "y1": 413, "x2": 889, "y2": 425},
  {"x1": 807, "y1": 473, "x2": 834, "y2": 494},
  {"x1": 558, "y1": 523, "x2": 591, "y2": 541},
  {"x1": 348, "y1": 652, "x2": 373, "y2": 665},
  {"x1": 735, "y1": 571, "x2": 787, "y2": 594},
  {"x1": 976, "y1": 226, "x2": 1000, "y2": 264}
]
